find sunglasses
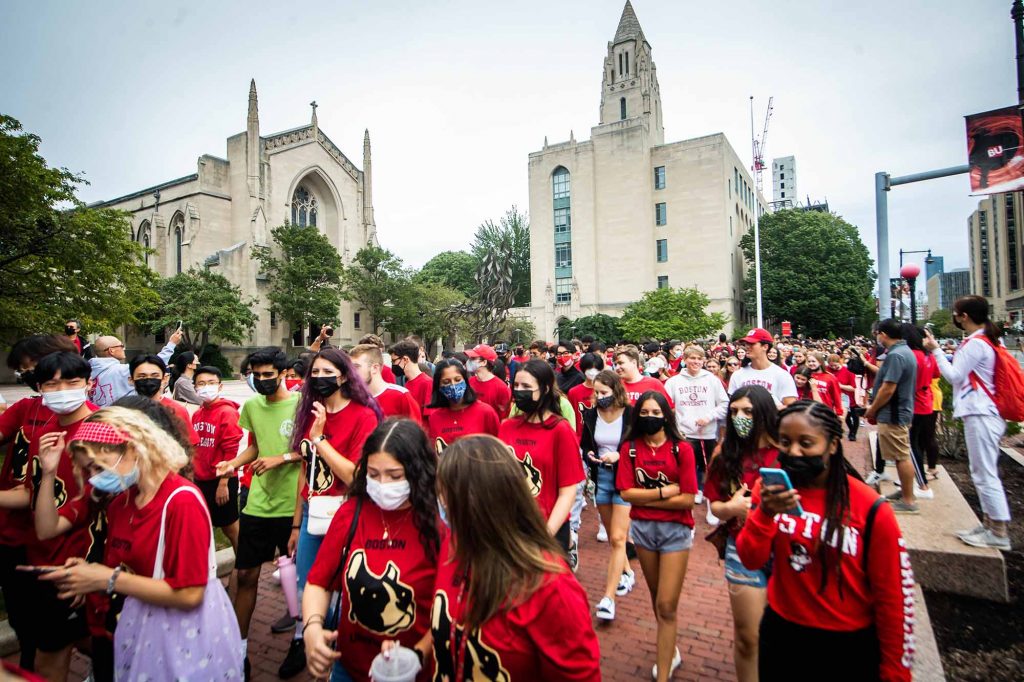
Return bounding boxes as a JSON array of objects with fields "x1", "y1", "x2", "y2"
[{"x1": 727, "y1": 362, "x2": 740, "y2": 368}]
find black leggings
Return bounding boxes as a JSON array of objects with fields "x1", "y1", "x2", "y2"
[
  {"x1": 911, "y1": 411, "x2": 939, "y2": 472},
  {"x1": 845, "y1": 406, "x2": 864, "y2": 439},
  {"x1": 687, "y1": 438, "x2": 716, "y2": 488},
  {"x1": 759, "y1": 606, "x2": 881, "y2": 681}
]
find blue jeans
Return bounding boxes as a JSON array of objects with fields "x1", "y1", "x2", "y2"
[
  {"x1": 295, "y1": 503, "x2": 324, "y2": 596},
  {"x1": 330, "y1": 661, "x2": 354, "y2": 682}
]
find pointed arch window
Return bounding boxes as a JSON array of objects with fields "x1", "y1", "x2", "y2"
[
  {"x1": 137, "y1": 221, "x2": 151, "y2": 266},
  {"x1": 174, "y1": 226, "x2": 183, "y2": 274},
  {"x1": 291, "y1": 185, "x2": 319, "y2": 227},
  {"x1": 620, "y1": 97, "x2": 627, "y2": 121}
]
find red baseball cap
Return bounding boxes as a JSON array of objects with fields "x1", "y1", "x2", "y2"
[
  {"x1": 465, "y1": 344, "x2": 497, "y2": 362},
  {"x1": 738, "y1": 328, "x2": 773, "y2": 345}
]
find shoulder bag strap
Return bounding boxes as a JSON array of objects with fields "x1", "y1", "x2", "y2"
[
  {"x1": 861, "y1": 495, "x2": 885, "y2": 575},
  {"x1": 325, "y1": 496, "x2": 364, "y2": 630},
  {"x1": 153, "y1": 486, "x2": 216, "y2": 581}
]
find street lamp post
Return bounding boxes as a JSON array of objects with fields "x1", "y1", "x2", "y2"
[
  {"x1": 896, "y1": 249, "x2": 933, "y2": 323},
  {"x1": 900, "y1": 263, "x2": 922, "y2": 325},
  {"x1": 848, "y1": 316, "x2": 856, "y2": 339}
]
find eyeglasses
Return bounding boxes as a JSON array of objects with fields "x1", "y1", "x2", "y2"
[{"x1": 556, "y1": 351, "x2": 573, "y2": 357}]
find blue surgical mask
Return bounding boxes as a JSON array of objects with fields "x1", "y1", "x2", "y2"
[
  {"x1": 438, "y1": 500, "x2": 449, "y2": 528},
  {"x1": 89, "y1": 458, "x2": 139, "y2": 494},
  {"x1": 440, "y1": 381, "x2": 467, "y2": 404}
]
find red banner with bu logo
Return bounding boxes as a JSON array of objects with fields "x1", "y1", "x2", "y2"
[
  {"x1": 781, "y1": 321, "x2": 792, "y2": 337},
  {"x1": 966, "y1": 105, "x2": 1024, "y2": 194}
]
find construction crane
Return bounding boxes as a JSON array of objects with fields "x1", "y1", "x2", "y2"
[{"x1": 750, "y1": 96, "x2": 773, "y2": 193}]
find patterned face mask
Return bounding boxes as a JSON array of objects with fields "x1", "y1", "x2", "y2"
[
  {"x1": 440, "y1": 381, "x2": 467, "y2": 404},
  {"x1": 732, "y1": 415, "x2": 754, "y2": 438}
]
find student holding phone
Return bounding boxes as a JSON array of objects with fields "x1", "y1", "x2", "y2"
[{"x1": 736, "y1": 400, "x2": 914, "y2": 682}]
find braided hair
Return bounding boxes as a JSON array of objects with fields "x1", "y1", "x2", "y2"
[{"x1": 776, "y1": 400, "x2": 864, "y2": 596}]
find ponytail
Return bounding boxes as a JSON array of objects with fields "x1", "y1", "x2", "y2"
[{"x1": 954, "y1": 295, "x2": 1001, "y2": 345}]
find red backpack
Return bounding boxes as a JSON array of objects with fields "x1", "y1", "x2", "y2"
[{"x1": 966, "y1": 336, "x2": 1024, "y2": 422}]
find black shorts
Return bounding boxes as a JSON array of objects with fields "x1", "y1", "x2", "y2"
[
  {"x1": 23, "y1": 579, "x2": 87, "y2": 652},
  {"x1": 235, "y1": 513, "x2": 292, "y2": 570},
  {"x1": 195, "y1": 477, "x2": 239, "y2": 528}
]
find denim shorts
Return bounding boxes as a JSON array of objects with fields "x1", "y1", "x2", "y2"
[
  {"x1": 724, "y1": 535, "x2": 768, "y2": 588},
  {"x1": 630, "y1": 519, "x2": 693, "y2": 553},
  {"x1": 594, "y1": 466, "x2": 628, "y2": 506}
]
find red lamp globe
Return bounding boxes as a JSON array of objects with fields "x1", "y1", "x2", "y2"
[{"x1": 900, "y1": 263, "x2": 921, "y2": 279}]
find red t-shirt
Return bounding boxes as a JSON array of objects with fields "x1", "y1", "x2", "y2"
[
  {"x1": 622, "y1": 376, "x2": 673, "y2": 407},
  {"x1": 374, "y1": 385, "x2": 423, "y2": 423},
  {"x1": 566, "y1": 383, "x2": 595, "y2": 437},
  {"x1": 702, "y1": 446, "x2": 778, "y2": 538},
  {"x1": 0, "y1": 397, "x2": 55, "y2": 546},
  {"x1": 430, "y1": 537, "x2": 600, "y2": 681},
  {"x1": 302, "y1": 402, "x2": 379, "y2": 498},
  {"x1": 911, "y1": 350, "x2": 938, "y2": 416},
  {"x1": 404, "y1": 373, "x2": 433, "y2": 411},
  {"x1": 191, "y1": 399, "x2": 243, "y2": 481},
  {"x1": 27, "y1": 405, "x2": 98, "y2": 565},
  {"x1": 811, "y1": 372, "x2": 844, "y2": 416},
  {"x1": 381, "y1": 365, "x2": 397, "y2": 384},
  {"x1": 616, "y1": 438, "x2": 697, "y2": 526},
  {"x1": 307, "y1": 497, "x2": 442, "y2": 682},
  {"x1": 470, "y1": 375, "x2": 512, "y2": 419},
  {"x1": 497, "y1": 417, "x2": 585, "y2": 521},
  {"x1": 427, "y1": 401, "x2": 500, "y2": 454},
  {"x1": 160, "y1": 397, "x2": 200, "y2": 448},
  {"x1": 104, "y1": 475, "x2": 211, "y2": 589},
  {"x1": 737, "y1": 478, "x2": 914, "y2": 682},
  {"x1": 832, "y1": 366, "x2": 859, "y2": 401}
]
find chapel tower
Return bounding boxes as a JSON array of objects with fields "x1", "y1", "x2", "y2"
[{"x1": 599, "y1": 1, "x2": 664, "y2": 145}]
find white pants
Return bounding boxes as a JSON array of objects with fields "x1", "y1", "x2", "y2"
[{"x1": 963, "y1": 414, "x2": 1010, "y2": 522}]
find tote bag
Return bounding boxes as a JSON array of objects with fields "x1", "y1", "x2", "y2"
[{"x1": 305, "y1": 439, "x2": 344, "y2": 536}]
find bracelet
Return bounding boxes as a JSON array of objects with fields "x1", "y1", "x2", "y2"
[
  {"x1": 658, "y1": 487, "x2": 664, "y2": 500},
  {"x1": 302, "y1": 615, "x2": 325, "y2": 635},
  {"x1": 107, "y1": 566, "x2": 123, "y2": 595},
  {"x1": 292, "y1": 525, "x2": 301, "y2": 529}
]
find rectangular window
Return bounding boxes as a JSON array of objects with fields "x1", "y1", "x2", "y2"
[
  {"x1": 620, "y1": 97, "x2": 627, "y2": 120},
  {"x1": 554, "y1": 207, "x2": 571, "y2": 233},
  {"x1": 654, "y1": 166, "x2": 666, "y2": 190},
  {"x1": 655, "y1": 202, "x2": 667, "y2": 225},
  {"x1": 553, "y1": 173, "x2": 570, "y2": 199},
  {"x1": 354, "y1": 312, "x2": 361, "y2": 329},
  {"x1": 780, "y1": 173, "x2": 785, "y2": 179},
  {"x1": 657, "y1": 275, "x2": 669, "y2": 289},
  {"x1": 729, "y1": 216, "x2": 733, "y2": 236},
  {"x1": 625, "y1": 51, "x2": 629, "y2": 75},
  {"x1": 618, "y1": 53, "x2": 623, "y2": 77},
  {"x1": 555, "y1": 277, "x2": 572, "y2": 304},
  {"x1": 270, "y1": 310, "x2": 277, "y2": 327},
  {"x1": 656, "y1": 239, "x2": 668, "y2": 263},
  {"x1": 781, "y1": 191, "x2": 785, "y2": 198},
  {"x1": 555, "y1": 243, "x2": 572, "y2": 268},
  {"x1": 781, "y1": 182, "x2": 785, "y2": 189}
]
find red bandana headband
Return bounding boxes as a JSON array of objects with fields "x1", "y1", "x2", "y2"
[{"x1": 73, "y1": 421, "x2": 130, "y2": 446}]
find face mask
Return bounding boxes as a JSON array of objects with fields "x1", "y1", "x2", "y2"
[
  {"x1": 596, "y1": 395, "x2": 615, "y2": 409},
  {"x1": 65, "y1": 326, "x2": 77, "y2": 336},
  {"x1": 42, "y1": 388, "x2": 89, "y2": 415},
  {"x1": 732, "y1": 415, "x2": 754, "y2": 438},
  {"x1": 440, "y1": 381, "x2": 467, "y2": 404},
  {"x1": 16, "y1": 369, "x2": 38, "y2": 392},
  {"x1": 466, "y1": 360, "x2": 480, "y2": 373},
  {"x1": 311, "y1": 376, "x2": 340, "y2": 397},
  {"x1": 584, "y1": 368, "x2": 599, "y2": 381},
  {"x1": 285, "y1": 378, "x2": 303, "y2": 391},
  {"x1": 89, "y1": 462, "x2": 140, "y2": 495},
  {"x1": 133, "y1": 378, "x2": 162, "y2": 398},
  {"x1": 246, "y1": 374, "x2": 256, "y2": 392},
  {"x1": 561, "y1": 356, "x2": 575, "y2": 368},
  {"x1": 196, "y1": 385, "x2": 220, "y2": 402},
  {"x1": 392, "y1": 363, "x2": 405, "y2": 377},
  {"x1": 253, "y1": 377, "x2": 281, "y2": 396},
  {"x1": 366, "y1": 477, "x2": 411, "y2": 511},
  {"x1": 778, "y1": 452, "x2": 827, "y2": 488},
  {"x1": 438, "y1": 500, "x2": 449, "y2": 528},
  {"x1": 512, "y1": 389, "x2": 539, "y2": 413},
  {"x1": 672, "y1": 350, "x2": 683, "y2": 359},
  {"x1": 636, "y1": 415, "x2": 665, "y2": 436},
  {"x1": 952, "y1": 314, "x2": 964, "y2": 330}
]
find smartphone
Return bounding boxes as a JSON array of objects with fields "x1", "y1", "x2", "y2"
[
  {"x1": 176, "y1": 320, "x2": 183, "y2": 331},
  {"x1": 758, "y1": 468, "x2": 804, "y2": 516},
  {"x1": 325, "y1": 325, "x2": 334, "y2": 337},
  {"x1": 17, "y1": 565, "x2": 57, "y2": 575}
]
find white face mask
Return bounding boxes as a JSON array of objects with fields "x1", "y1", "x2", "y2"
[
  {"x1": 584, "y1": 368, "x2": 599, "y2": 381},
  {"x1": 466, "y1": 359, "x2": 480, "y2": 373},
  {"x1": 42, "y1": 387, "x2": 88, "y2": 415},
  {"x1": 197, "y1": 385, "x2": 220, "y2": 402},
  {"x1": 366, "y1": 477, "x2": 411, "y2": 511}
]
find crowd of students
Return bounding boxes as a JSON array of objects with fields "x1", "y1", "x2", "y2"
[{"x1": 0, "y1": 293, "x2": 1015, "y2": 681}]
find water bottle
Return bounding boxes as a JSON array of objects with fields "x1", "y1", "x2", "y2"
[{"x1": 277, "y1": 555, "x2": 300, "y2": 619}]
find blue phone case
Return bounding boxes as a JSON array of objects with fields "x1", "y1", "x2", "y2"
[{"x1": 758, "y1": 467, "x2": 804, "y2": 516}]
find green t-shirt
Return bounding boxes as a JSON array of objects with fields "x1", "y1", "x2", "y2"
[{"x1": 238, "y1": 393, "x2": 300, "y2": 518}]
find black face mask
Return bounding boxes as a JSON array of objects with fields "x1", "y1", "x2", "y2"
[
  {"x1": 392, "y1": 363, "x2": 405, "y2": 377},
  {"x1": 253, "y1": 376, "x2": 281, "y2": 396},
  {"x1": 636, "y1": 416, "x2": 665, "y2": 436},
  {"x1": 512, "y1": 389, "x2": 539, "y2": 414},
  {"x1": 778, "y1": 452, "x2": 827, "y2": 488},
  {"x1": 312, "y1": 376, "x2": 341, "y2": 398},
  {"x1": 65, "y1": 326, "x2": 77, "y2": 336},
  {"x1": 17, "y1": 369, "x2": 38, "y2": 392},
  {"x1": 952, "y1": 314, "x2": 964, "y2": 330},
  {"x1": 134, "y1": 378, "x2": 162, "y2": 398},
  {"x1": 595, "y1": 395, "x2": 615, "y2": 410}
]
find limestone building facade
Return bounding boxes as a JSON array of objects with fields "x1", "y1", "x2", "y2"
[
  {"x1": 93, "y1": 81, "x2": 377, "y2": 361},
  {"x1": 523, "y1": 2, "x2": 766, "y2": 341},
  {"x1": 968, "y1": 191, "x2": 1024, "y2": 323}
]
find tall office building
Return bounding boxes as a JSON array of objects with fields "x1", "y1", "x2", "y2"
[
  {"x1": 968, "y1": 192, "x2": 1024, "y2": 322},
  {"x1": 927, "y1": 268, "x2": 970, "y2": 313},
  {"x1": 772, "y1": 156, "x2": 797, "y2": 207}
]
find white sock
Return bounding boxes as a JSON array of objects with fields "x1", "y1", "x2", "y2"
[
  {"x1": 294, "y1": 618, "x2": 304, "y2": 640},
  {"x1": 241, "y1": 638, "x2": 247, "y2": 657}
]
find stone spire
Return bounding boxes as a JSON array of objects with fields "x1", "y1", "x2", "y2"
[
  {"x1": 310, "y1": 100, "x2": 318, "y2": 137},
  {"x1": 246, "y1": 79, "x2": 260, "y2": 198},
  {"x1": 362, "y1": 129, "x2": 375, "y2": 241},
  {"x1": 613, "y1": 1, "x2": 645, "y2": 45}
]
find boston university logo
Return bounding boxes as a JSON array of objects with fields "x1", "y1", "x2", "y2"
[{"x1": 432, "y1": 591, "x2": 510, "y2": 682}]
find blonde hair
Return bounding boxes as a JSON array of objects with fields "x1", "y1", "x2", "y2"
[
  {"x1": 70, "y1": 407, "x2": 189, "y2": 488},
  {"x1": 683, "y1": 345, "x2": 705, "y2": 359},
  {"x1": 349, "y1": 343, "x2": 383, "y2": 367}
]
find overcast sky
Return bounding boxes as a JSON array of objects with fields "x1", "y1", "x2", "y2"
[{"x1": 1, "y1": 0, "x2": 1014, "y2": 282}]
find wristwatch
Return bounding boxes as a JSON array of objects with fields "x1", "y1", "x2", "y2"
[
  {"x1": 282, "y1": 452, "x2": 295, "y2": 462},
  {"x1": 312, "y1": 435, "x2": 327, "y2": 445}
]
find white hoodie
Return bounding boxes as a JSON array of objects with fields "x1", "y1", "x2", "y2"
[
  {"x1": 88, "y1": 341, "x2": 176, "y2": 407},
  {"x1": 664, "y1": 368, "x2": 729, "y2": 440}
]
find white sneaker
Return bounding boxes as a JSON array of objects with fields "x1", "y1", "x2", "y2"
[
  {"x1": 694, "y1": 491, "x2": 704, "y2": 505},
  {"x1": 616, "y1": 568, "x2": 635, "y2": 596},
  {"x1": 960, "y1": 529, "x2": 1012, "y2": 551},
  {"x1": 956, "y1": 525, "x2": 986, "y2": 540},
  {"x1": 272, "y1": 568, "x2": 281, "y2": 583},
  {"x1": 652, "y1": 646, "x2": 682, "y2": 679},
  {"x1": 706, "y1": 500, "x2": 720, "y2": 526},
  {"x1": 914, "y1": 486, "x2": 934, "y2": 500},
  {"x1": 864, "y1": 471, "x2": 881, "y2": 486},
  {"x1": 596, "y1": 523, "x2": 608, "y2": 543},
  {"x1": 596, "y1": 596, "x2": 615, "y2": 621}
]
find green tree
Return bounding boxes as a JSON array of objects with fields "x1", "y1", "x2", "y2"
[
  {"x1": 253, "y1": 223, "x2": 345, "y2": 337},
  {"x1": 619, "y1": 288, "x2": 728, "y2": 341},
  {"x1": 926, "y1": 308, "x2": 959, "y2": 338},
  {"x1": 339, "y1": 245, "x2": 410, "y2": 334},
  {"x1": 740, "y1": 209, "x2": 876, "y2": 337},
  {"x1": 0, "y1": 114, "x2": 158, "y2": 341},
  {"x1": 390, "y1": 282, "x2": 467, "y2": 342},
  {"x1": 471, "y1": 206, "x2": 531, "y2": 307},
  {"x1": 557, "y1": 314, "x2": 622, "y2": 343},
  {"x1": 143, "y1": 268, "x2": 258, "y2": 358},
  {"x1": 413, "y1": 250, "x2": 479, "y2": 298}
]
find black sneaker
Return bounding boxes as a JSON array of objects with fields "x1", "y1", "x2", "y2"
[
  {"x1": 244, "y1": 656, "x2": 251, "y2": 682},
  {"x1": 271, "y1": 611, "x2": 297, "y2": 634},
  {"x1": 278, "y1": 639, "x2": 307, "y2": 679}
]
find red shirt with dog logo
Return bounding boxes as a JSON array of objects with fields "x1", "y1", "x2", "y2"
[
  {"x1": 566, "y1": 383, "x2": 595, "y2": 436},
  {"x1": 430, "y1": 536, "x2": 601, "y2": 682},
  {"x1": 427, "y1": 401, "x2": 500, "y2": 455},
  {"x1": 0, "y1": 397, "x2": 55, "y2": 546},
  {"x1": 616, "y1": 437, "x2": 698, "y2": 527},
  {"x1": 498, "y1": 416, "x2": 585, "y2": 521},
  {"x1": 300, "y1": 402, "x2": 379, "y2": 499},
  {"x1": 307, "y1": 497, "x2": 442, "y2": 681}
]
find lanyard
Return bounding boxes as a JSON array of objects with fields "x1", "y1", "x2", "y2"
[{"x1": 449, "y1": 576, "x2": 468, "y2": 682}]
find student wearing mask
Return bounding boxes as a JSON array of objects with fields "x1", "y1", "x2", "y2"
[
  {"x1": 728, "y1": 329, "x2": 798, "y2": 407},
  {"x1": 737, "y1": 401, "x2": 913, "y2": 682},
  {"x1": 348, "y1": 344, "x2": 422, "y2": 422},
  {"x1": 567, "y1": 352, "x2": 604, "y2": 435},
  {"x1": 170, "y1": 351, "x2": 203, "y2": 405},
  {"x1": 426, "y1": 359, "x2": 500, "y2": 454},
  {"x1": 499, "y1": 360, "x2": 585, "y2": 554},
  {"x1": 88, "y1": 330, "x2": 180, "y2": 407},
  {"x1": 703, "y1": 386, "x2": 778, "y2": 682},
  {"x1": 128, "y1": 354, "x2": 198, "y2": 452},
  {"x1": 829, "y1": 353, "x2": 862, "y2": 441},
  {"x1": 304, "y1": 420, "x2": 443, "y2": 681},
  {"x1": 466, "y1": 344, "x2": 512, "y2": 418},
  {"x1": 425, "y1": 435, "x2": 601, "y2": 680},
  {"x1": 214, "y1": 347, "x2": 301, "y2": 678},
  {"x1": 555, "y1": 341, "x2": 585, "y2": 394},
  {"x1": 390, "y1": 340, "x2": 433, "y2": 415},
  {"x1": 617, "y1": 391, "x2": 698, "y2": 682},
  {"x1": 614, "y1": 345, "x2": 672, "y2": 405},
  {"x1": 191, "y1": 366, "x2": 244, "y2": 554},
  {"x1": 804, "y1": 353, "x2": 843, "y2": 415},
  {"x1": 63, "y1": 319, "x2": 85, "y2": 355}
]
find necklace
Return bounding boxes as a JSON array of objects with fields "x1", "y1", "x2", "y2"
[{"x1": 380, "y1": 507, "x2": 413, "y2": 540}]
